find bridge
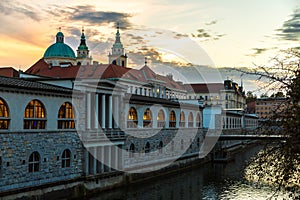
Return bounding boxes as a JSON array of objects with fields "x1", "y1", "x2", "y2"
[{"x1": 216, "y1": 134, "x2": 286, "y2": 141}]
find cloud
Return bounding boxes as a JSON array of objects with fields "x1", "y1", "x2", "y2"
[
  {"x1": 276, "y1": 9, "x2": 300, "y2": 41},
  {"x1": 191, "y1": 29, "x2": 225, "y2": 40},
  {"x1": 249, "y1": 48, "x2": 268, "y2": 56},
  {"x1": 205, "y1": 20, "x2": 218, "y2": 26},
  {"x1": 48, "y1": 5, "x2": 134, "y2": 30},
  {"x1": 0, "y1": 0, "x2": 40, "y2": 21}
]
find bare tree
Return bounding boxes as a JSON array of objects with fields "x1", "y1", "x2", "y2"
[{"x1": 238, "y1": 49, "x2": 300, "y2": 198}]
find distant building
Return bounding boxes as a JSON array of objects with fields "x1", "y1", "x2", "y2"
[
  {"x1": 186, "y1": 79, "x2": 246, "y2": 110},
  {"x1": 255, "y1": 97, "x2": 286, "y2": 118}
]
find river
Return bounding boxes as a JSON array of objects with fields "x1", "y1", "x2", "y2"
[{"x1": 89, "y1": 145, "x2": 296, "y2": 200}]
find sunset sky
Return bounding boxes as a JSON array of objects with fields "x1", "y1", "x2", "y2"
[{"x1": 0, "y1": 0, "x2": 300, "y2": 93}]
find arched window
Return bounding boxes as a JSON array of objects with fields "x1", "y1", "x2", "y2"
[
  {"x1": 188, "y1": 112, "x2": 194, "y2": 127},
  {"x1": 157, "y1": 109, "x2": 165, "y2": 128},
  {"x1": 129, "y1": 143, "x2": 135, "y2": 158},
  {"x1": 145, "y1": 142, "x2": 150, "y2": 153},
  {"x1": 24, "y1": 100, "x2": 46, "y2": 129},
  {"x1": 143, "y1": 108, "x2": 152, "y2": 128},
  {"x1": 169, "y1": 110, "x2": 176, "y2": 128},
  {"x1": 29, "y1": 151, "x2": 40, "y2": 172},
  {"x1": 0, "y1": 98, "x2": 9, "y2": 129},
  {"x1": 58, "y1": 102, "x2": 75, "y2": 129},
  {"x1": 62, "y1": 149, "x2": 71, "y2": 168},
  {"x1": 179, "y1": 111, "x2": 185, "y2": 127},
  {"x1": 127, "y1": 107, "x2": 138, "y2": 128},
  {"x1": 196, "y1": 113, "x2": 201, "y2": 127},
  {"x1": 158, "y1": 141, "x2": 163, "y2": 154}
]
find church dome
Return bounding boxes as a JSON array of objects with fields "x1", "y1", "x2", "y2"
[{"x1": 43, "y1": 31, "x2": 76, "y2": 59}]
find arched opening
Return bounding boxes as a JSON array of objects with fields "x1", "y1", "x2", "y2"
[
  {"x1": 129, "y1": 143, "x2": 135, "y2": 158},
  {"x1": 127, "y1": 107, "x2": 138, "y2": 128},
  {"x1": 0, "y1": 98, "x2": 9, "y2": 129},
  {"x1": 188, "y1": 112, "x2": 194, "y2": 127},
  {"x1": 196, "y1": 113, "x2": 201, "y2": 127},
  {"x1": 143, "y1": 108, "x2": 152, "y2": 128},
  {"x1": 145, "y1": 142, "x2": 150, "y2": 153},
  {"x1": 179, "y1": 111, "x2": 185, "y2": 127},
  {"x1": 157, "y1": 109, "x2": 165, "y2": 128},
  {"x1": 169, "y1": 110, "x2": 176, "y2": 128},
  {"x1": 24, "y1": 100, "x2": 46, "y2": 129},
  {"x1": 62, "y1": 149, "x2": 71, "y2": 168},
  {"x1": 29, "y1": 151, "x2": 40, "y2": 172},
  {"x1": 58, "y1": 102, "x2": 75, "y2": 129}
]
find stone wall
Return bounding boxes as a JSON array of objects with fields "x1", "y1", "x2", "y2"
[{"x1": 0, "y1": 131, "x2": 83, "y2": 192}]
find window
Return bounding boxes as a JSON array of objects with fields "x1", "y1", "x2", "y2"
[
  {"x1": 143, "y1": 108, "x2": 152, "y2": 128},
  {"x1": 29, "y1": 151, "x2": 40, "y2": 172},
  {"x1": 0, "y1": 98, "x2": 9, "y2": 129},
  {"x1": 58, "y1": 102, "x2": 75, "y2": 129},
  {"x1": 62, "y1": 149, "x2": 71, "y2": 168},
  {"x1": 129, "y1": 143, "x2": 135, "y2": 158},
  {"x1": 179, "y1": 111, "x2": 185, "y2": 127},
  {"x1": 127, "y1": 107, "x2": 138, "y2": 128},
  {"x1": 169, "y1": 110, "x2": 176, "y2": 128},
  {"x1": 158, "y1": 141, "x2": 163, "y2": 154},
  {"x1": 145, "y1": 142, "x2": 150, "y2": 153},
  {"x1": 157, "y1": 109, "x2": 165, "y2": 128},
  {"x1": 24, "y1": 100, "x2": 46, "y2": 129},
  {"x1": 188, "y1": 112, "x2": 193, "y2": 127},
  {"x1": 196, "y1": 113, "x2": 201, "y2": 127}
]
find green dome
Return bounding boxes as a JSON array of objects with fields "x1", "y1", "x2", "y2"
[
  {"x1": 43, "y1": 31, "x2": 76, "y2": 59},
  {"x1": 44, "y1": 43, "x2": 76, "y2": 58}
]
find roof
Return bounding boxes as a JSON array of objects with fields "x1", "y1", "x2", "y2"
[
  {"x1": 25, "y1": 59, "x2": 186, "y2": 91},
  {"x1": 0, "y1": 76, "x2": 72, "y2": 93},
  {"x1": 0, "y1": 67, "x2": 19, "y2": 78},
  {"x1": 187, "y1": 83, "x2": 224, "y2": 93}
]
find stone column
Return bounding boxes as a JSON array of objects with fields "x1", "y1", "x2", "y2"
[
  {"x1": 109, "y1": 95, "x2": 113, "y2": 129},
  {"x1": 113, "y1": 96, "x2": 119, "y2": 128},
  {"x1": 84, "y1": 148, "x2": 89, "y2": 175},
  {"x1": 94, "y1": 94, "x2": 99, "y2": 129},
  {"x1": 101, "y1": 146, "x2": 105, "y2": 173},
  {"x1": 92, "y1": 147, "x2": 97, "y2": 175},
  {"x1": 101, "y1": 94, "x2": 106, "y2": 129},
  {"x1": 87, "y1": 93, "x2": 91, "y2": 130}
]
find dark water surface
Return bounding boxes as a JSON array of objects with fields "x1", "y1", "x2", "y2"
[{"x1": 89, "y1": 145, "x2": 294, "y2": 200}]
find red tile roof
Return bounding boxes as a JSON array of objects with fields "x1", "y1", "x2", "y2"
[
  {"x1": 187, "y1": 83, "x2": 224, "y2": 93},
  {"x1": 25, "y1": 58, "x2": 186, "y2": 91},
  {"x1": 0, "y1": 67, "x2": 19, "y2": 78}
]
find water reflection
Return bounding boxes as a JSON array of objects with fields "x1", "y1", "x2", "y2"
[{"x1": 90, "y1": 145, "x2": 296, "y2": 200}]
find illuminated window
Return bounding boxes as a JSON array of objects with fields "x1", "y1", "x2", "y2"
[
  {"x1": 179, "y1": 111, "x2": 185, "y2": 127},
  {"x1": 0, "y1": 98, "x2": 9, "y2": 129},
  {"x1": 188, "y1": 112, "x2": 193, "y2": 127},
  {"x1": 58, "y1": 102, "x2": 75, "y2": 129},
  {"x1": 24, "y1": 100, "x2": 46, "y2": 129},
  {"x1": 127, "y1": 107, "x2": 138, "y2": 128},
  {"x1": 169, "y1": 110, "x2": 176, "y2": 128},
  {"x1": 157, "y1": 109, "x2": 165, "y2": 128},
  {"x1": 143, "y1": 108, "x2": 152, "y2": 128},
  {"x1": 29, "y1": 151, "x2": 40, "y2": 172},
  {"x1": 62, "y1": 149, "x2": 71, "y2": 168}
]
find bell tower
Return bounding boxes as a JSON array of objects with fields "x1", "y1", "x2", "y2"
[
  {"x1": 108, "y1": 23, "x2": 127, "y2": 67},
  {"x1": 76, "y1": 27, "x2": 92, "y2": 65}
]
